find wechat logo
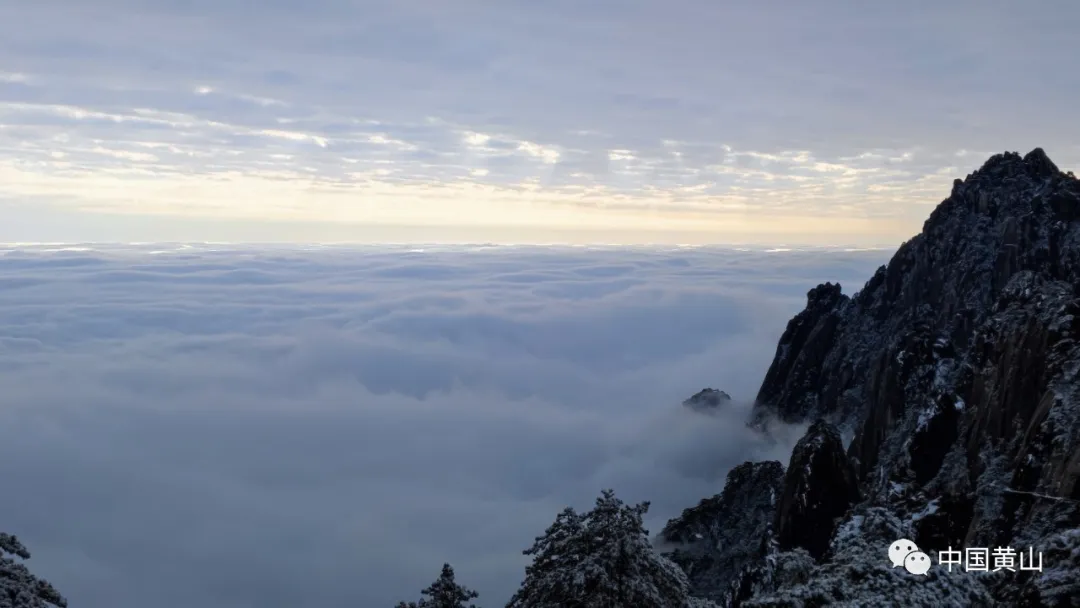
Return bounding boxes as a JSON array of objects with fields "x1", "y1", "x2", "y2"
[{"x1": 889, "y1": 538, "x2": 931, "y2": 575}]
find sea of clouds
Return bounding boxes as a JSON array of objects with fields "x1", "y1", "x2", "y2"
[{"x1": 0, "y1": 243, "x2": 889, "y2": 607}]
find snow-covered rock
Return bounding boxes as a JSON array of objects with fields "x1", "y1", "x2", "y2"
[
  {"x1": 671, "y1": 149, "x2": 1080, "y2": 607},
  {"x1": 659, "y1": 461, "x2": 784, "y2": 601}
]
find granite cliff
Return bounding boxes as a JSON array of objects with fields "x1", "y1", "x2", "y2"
[{"x1": 662, "y1": 149, "x2": 1080, "y2": 607}]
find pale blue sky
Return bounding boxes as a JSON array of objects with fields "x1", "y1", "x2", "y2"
[{"x1": 0, "y1": 0, "x2": 1077, "y2": 245}]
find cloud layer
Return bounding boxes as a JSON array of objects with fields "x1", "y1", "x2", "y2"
[
  {"x1": 1, "y1": 1, "x2": 1077, "y2": 244},
  {"x1": 0, "y1": 244, "x2": 887, "y2": 607}
]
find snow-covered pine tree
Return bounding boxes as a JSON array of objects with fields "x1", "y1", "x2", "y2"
[
  {"x1": 506, "y1": 489, "x2": 704, "y2": 608},
  {"x1": 0, "y1": 532, "x2": 67, "y2": 607},
  {"x1": 505, "y1": 507, "x2": 587, "y2": 606},
  {"x1": 395, "y1": 563, "x2": 479, "y2": 608}
]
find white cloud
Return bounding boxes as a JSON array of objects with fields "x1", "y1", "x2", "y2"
[
  {"x1": 88, "y1": 146, "x2": 158, "y2": 162},
  {"x1": 0, "y1": 244, "x2": 889, "y2": 608},
  {"x1": 258, "y1": 129, "x2": 329, "y2": 147},
  {"x1": 463, "y1": 131, "x2": 491, "y2": 147},
  {"x1": 516, "y1": 140, "x2": 560, "y2": 164}
]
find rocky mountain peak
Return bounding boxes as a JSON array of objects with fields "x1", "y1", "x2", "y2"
[
  {"x1": 750, "y1": 284, "x2": 849, "y2": 427},
  {"x1": 683, "y1": 388, "x2": 732, "y2": 413},
  {"x1": 967, "y1": 148, "x2": 1061, "y2": 184},
  {"x1": 1022, "y1": 147, "x2": 1061, "y2": 179},
  {"x1": 669, "y1": 150, "x2": 1080, "y2": 606},
  {"x1": 805, "y1": 282, "x2": 845, "y2": 311}
]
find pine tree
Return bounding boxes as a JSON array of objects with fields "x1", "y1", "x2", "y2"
[
  {"x1": 506, "y1": 507, "x2": 587, "y2": 606},
  {"x1": 395, "y1": 563, "x2": 479, "y2": 608},
  {"x1": 506, "y1": 489, "x2": 697, "y2": 608},
  {"x1": 0, "y1": 532, "x2": 67, "y2": 607}
]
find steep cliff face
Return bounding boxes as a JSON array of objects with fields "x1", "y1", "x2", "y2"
[
  {"x1": 666, "y1": 149, "x2": 1080, "y2": 606},
  {"x1": 660, "y1": 461, "x2": 784, "y2": 601},
  {"x1": 773, "y1": 420, "x2": 860, "y2": 560}
]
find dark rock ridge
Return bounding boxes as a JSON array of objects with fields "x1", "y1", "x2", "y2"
[
  {"x1": 660, "y1": 461, "x2": 785, "y2": 600},
  {"x1": 773, "y1": 420, "x2": 860, "y2": 560},
  {"x1": 664, "y1": 149, "x2": 1080, "y2": 606},
  {"x1": 684, "y1": 388, "x2": 733, "y2": 413}
]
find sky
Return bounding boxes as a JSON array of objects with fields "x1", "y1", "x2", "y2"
[
  {"x1": 0, "y1": 244, "x2": 889, "y2": 607},
  {"x1": 1, "y1": 0, "x2": 1077, "y2": 245}
]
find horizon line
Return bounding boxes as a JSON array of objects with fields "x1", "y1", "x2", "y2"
[{"x1": 0, "y1": 240, "x2": 899, "y2": 250}]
